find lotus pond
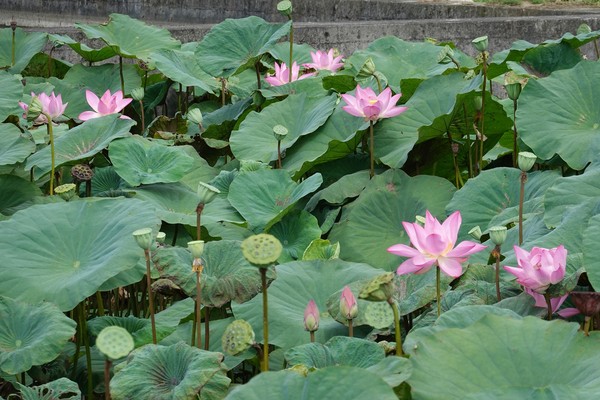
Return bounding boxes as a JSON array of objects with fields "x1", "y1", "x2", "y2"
[{"x1": 2, "y1": 7, "x2": 600, "y2": 400}]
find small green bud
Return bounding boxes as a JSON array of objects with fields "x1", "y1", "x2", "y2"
[
  {"x1": 518, "y1": 152, "x2": 537, "y2": 172},
  {"x1": 277, "y1": 0, "x2": 292, "y2": 18},
  {"x1": 472, "y1": 35, "x2": 489, "y2": 52},
  {"x1": 273, "y1": 125, "x2": 288, "y2": 141},
  {"x1": 197, "y1": 181, "x2": 220, "y2": 204},
  {"x1": 187, "y1": 108, "x2": 203, "y2": 125},
  {"x1": 357, "y1": 57, "x2": 376, "y2": 78},
  {"x1": 505, "y1": 83, "x2": 521, "y2": 101},
  {"x1": 156, "y1": 232, "x2": 166, "y2": 244},
  {"x1": 54, "y1": 183, "x2": 77, "y2": 201},
  {"x1": 188, "y1": 240, "x2": 205, "y2": 259},
  {"x1": 133, "y1": 228, "x2": 154, "y2": 250},
  {"x1": 488, "y1": 226, "x2": 507, "y2": 246},
  {"x1": 415, "y1": 215, "x2": 426, "y2": 225},
  {"x1": 577, "y1": 23, "x2": 592, "y2": 35},
  {"x1": 468, "y1": 226, "x2": 482, "y2": 241},
  {"x1": 131, "y1": 87, "x2": 145, "y2": 101},
  {"x1": 473, "y1": 95, "x2": 483, "y2": 111}
]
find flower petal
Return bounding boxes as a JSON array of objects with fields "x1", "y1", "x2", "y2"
[{"x1": 437, "y1": 257, "x2": 464, "y2": 278}]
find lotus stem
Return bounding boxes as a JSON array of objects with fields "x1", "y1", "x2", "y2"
[
  {"x1": 119, "y1": 56, "x2": 125, "y2": 95},
  {"x1": 447, "y1": 130, "x2": 462, "y2": 188},
  {"x1": 70, "y1": 309, "x2": 82, "y2": 380},
  {"x1": 544, "y1": 293, "x2": 553, "y2": 321},
  {"x1": 584, "y1": 316, "x2": 591, "y2": 336},
  {"x1": 288, "y1": 21, "x2": 294, "y2": 84},
  {"x1": 144, "y1": 249, "x2": 157, "y2": 344},
  {"x1": 104, "y1": 359, "x2": 112, "y2": 400},
  {"x1": 221, "y1": 78, "x2": 227, "y2": 106},
  {"x1": 518, "y1": 171, "x2": 527, "y2": 246},
  {"x1": 369, "y1": 120, "x2": 375, "y2": 178},
  {"x1": 190, "y1": 315, "x2": 197, "y2": 347},
  {"x1": 436, "y1": 266, "x2": 441, "y2": 317},
  {"x1": 309, "y1": 331, "x2": 315, "y2": 343},
  {"x1": 494, "y1": 245, "x2": 501, "y2": 302},
  {"x1": 79, "y1": 303, "x2": 94, "y2": 400},
  {"x1": 348, "y1": 319, "x2": 354, "y2": 338},
  {"x1": 196, "y1": 203, "x2": 204, "y2": 241},
  {"x1": 195, "y1": 269, "x2": 202, "y2": 349},
  {"x1": 478, "y1": 52, "x2": 487, "y2": 175},
  {"x1": 463, "y1": 104, "x2": 473, "y2": 178},
  {"x1": 48, "y1": 46, "x2": 55, "y2": 78},
  {"x1": 388, "y1": 298, "x2": 403, "y2": 356},
  {"x1": 96, "y1": 291, "x2": 105, "y2": 316},
  {"x1": 11, "y1": 21, "x2": 16, "y2": 67},
  {"x1": 260, "y1": 268, "x2": 269, "y2": 372},
  {"x1": 47, "y1": 118, "x2": 55, "y2": 195},
  {"x1": 594, "y1": 39, "x2": 600, "y2": 60},
  {"x1": 139, "y1": 100, "x2": 145, "y2": 134},
  {"x1": 255, "y1": 61, "x2": 262, "y2": 91},
  {"x1": 204, "y1": 307, "x2": 211, "y2": 350},
  {"x1": 512, "y1": 99, "x2": 518, "y2": 168},
  {"x1": 277, "y1": 140, "x2": 282, "y2": 169},
  {"x1": 373, "y1": 73, "x2": 382, "y2": 93}
]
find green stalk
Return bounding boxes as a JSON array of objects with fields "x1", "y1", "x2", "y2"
[
  {"x1": 204, "y1": 307, "x2": 211, "y2": 350},
  {"x1": 119, "y1": 56, "x2": 125, "y2": 94},
  {"x1": 139, "y1": 100, "x2": 145, "y2": 134},
  {"x1": 79, "y1": 303, "x2": 93, "y2": 400},
  {"x1": 260, "y1": 268, "x2": 269, "y2": 371},
  {"x1": 96, "y1": 291, "x2": 105, "y2": 316},
  {"x1": 369, "y1": 120, "x2": 375, "y2": 178},
  {"x1": 436, "y1": 266, "x2": 441, "y2": 317},
  {"x1": 288, "y1": 21, "x2": 294, "y2": 83},
  {"x1": 512, "y1": 99, "x2": 518, "y2": 168},
  {"x1": 195, "y1": 269, "x2": 202, "y2": 349},
  {"x1": 494, "y1": 246, "x2": 501, "y2": 302},
  {"x1": 518, "y1": 171, "x2": 526, "y2": 246},
  {"x1": 463, "y1": 104, "x2": 473, "y2": 178},
  {"x1": 544, "y1": 293, "x2": 553, "y2": 321},
  {"x1": 104, "y1": 359, "x2": 112, "y2": 400},
  {"x1": 46, "y1": 118, "x2": 55, "y2": 195},
  {"x1": 373, "y1": 73, "x2": 382, "y2": 93},
  {"x1": 196, "y1": 204, "x2": 204, "y2": 241},
  {"x1": 144, "y1": 249, "x2": 157, "y2": 344},
  {"x1": 388, "y1": 298, "x2": 403, "y2": 356},
  {"x1": 348, "y1": 319, "x2": 353, "y2": 338},
  {"x1": 277, "y1": 140, "x2": 282, "y2": 169},
  {"x1": 309, "y1": 331, "x2": 315, "y2": 343},
  {"x1": 11, "y1": 22, "x2": 16, "y2": 67},
  {"x1": 478, "y1": 52, "x2": 488, "y2": 174},
  {"x1": 584, "y1": 316, "x2": 591, "y2": 336},
  {"x1": 70, "y1": 308, "x2": 81, "y2": 380}
]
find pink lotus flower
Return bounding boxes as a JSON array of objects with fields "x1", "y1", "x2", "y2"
[
  {"x1": 387, "y1": 210, "x2": 487, "y2": 278},
  {"x1": 526, "y1": 289, "x2": 579, "y2": 318},
  {"x1": 341, "y1": 85, "x2": 408, "y2": 121},
  {"x1": 265, "y1": 62, "x2": 314, "y2": 87},
  {"x1": 503, "y1": 245, "x2": 566, "y2": 293},
  {"x1": 78, "y1": 89, "x2": 132, "y2": 121},
  {"x1": 19, "y1": 92, "x2": 67, "y2": 124},
  {"x1": 303, "y1": 299, "x2": 319, "y2": 332},
  {"x1": 303, "y1": 49, "x2": 344, "y2": 72},
  {"x1": 340, "y1": 286, "x2": 358, "y2": 319}
]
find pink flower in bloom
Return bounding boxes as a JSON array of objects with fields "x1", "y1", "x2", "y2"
[
  {"x1": 503, "y1": 245, "x2": 566, "y2": 293},
  {"x1": 387, "y1": 210, "x2": 487, "y2": 278},
  {"x1": 303, "y1": 49, "x2": 344, "y2": 72},
  {"x1": 78, "y1": 89, "x2": 132, "y2": 121},
  {"x1": 340, "y1": 286, "x2": 358, "y2": 319},
  {"x1": 19, "y1": 92, "x2": 67, "y2": 124},
  {"x1": 265, "y1": 62, "x2": 314, "y2": 86},
  {"x1": 303, "y1": 299, "x2": 319, "y2": 332},
  {"x1": 341, "y1": 85, "x2": 408, "y2": 121},
  {"x1": 525, "y1": 289, "x2": 579, "y2": 318}
]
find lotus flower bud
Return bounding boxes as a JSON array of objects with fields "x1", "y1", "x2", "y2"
[
  {"x1": 277, "y1": 0, "x2": 292, "y2": 18},
  {"x1": 473, "y1": 95, "x2": 483, "y2": 111},
  {"x1": 518, "y1": 152, "x2": 537, "y2": 172},
  {"x1": 304, "y1": 300, "x2": 319, "y2": 332},
  {"x1": 131, "y1": 87, "x2": 145, "y2": 101},
  {"x1": 505, "y1": 83, "x2": 521, "y2": 101},
  {"x1": 54, "y1": 183, "x2": 77, "y2": 201},
  {"x1": 340, "y1": 286, "x2": 358, "y2": 320},
  {"x1": 415, "y1": 215, "x2": 426, "y2": 225},
  {"x1": 578, "y1": 23, "x2": 592, "y2": 35},
  {"x1": 472, "y1": 35, "x2": 489, "y2": 52},
  {"x1": 488, "y1": 226, "x2": 507, "y2": 246},
  {"x1": 358, "y1": 57, "x2": 376, "y2": 78},
  {"x1": 156, "y1": 232, "x2": 166, "y2": 244},
  {"x1": 468, "y1": 226, "x2": 482, "y2": 241},
  {"x1": 188, "y1": 240, "x2": 205, "y2": 259},
  {"x1": 273, "y1": 124, "x2": 288, "y2": 142},
  {"x1": 197, "y1": 182, "x2": 220, "y2": 204},
  {"x1": 187, "y1": 108, "x2": 203, "y2": 125},
  {"x1": 133, "y1": 228, "x2": 154, "y2": 250}
]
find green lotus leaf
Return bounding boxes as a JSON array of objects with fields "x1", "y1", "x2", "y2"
[
  {"x1": 269, "y1": 210, "x2": 322, "y2": 263},
  {"x1": 329, "y1": 169, "x2": 455, "y2": 271},
  {"x1": 521, "y1": 42, "x2": 582, "y2": 75},
  {"x1": 0, "y1": 28, "x2": 47, "y2": 74},
  {"x1": 230, "y1": 93, "x2": 337, "y2": 166},
  {"x1": 0, "y1": 71, "x2": 24, "y2": 122},
  {"x1": 517, "y1": 61, "x2": 600, "y2": 170},
  {"x1": 302, "y1": 239, "x2": 340, "y2": 261},
  {"x1": 231, "y1": 259, "x2": 384, "y2": 349},
  {"x1": 327, "y1": 282, "x2": 391, "y2": 328},
  {"x1": 406, "y1": 314, "x2": 600, "y2": 399},
  {"x1": 15, "y1": 377, "x2": 81, "y2": 400},
  {"x1": 0, "y1": 124, "x2": 35, "y2": 166},
  {"x1": 150, "y1": 49, "x2": 218, "y2": 94},
  {"x1": 0, "y1": 296, "x2": 77, "y2": 375},
  {"x1": 282, "y1": 103, "x2": 369, "y2": 177},
  {"x1": 76, "y1": 13, "x2": 180, "y2": 61},
  {"x1": 306, "y1": 170, "x2": 371, "y2": 211},
  {"x1": 0, "y1": 175, "x2": 42, "y2": 216},
  {"x1": 0, "y1": 198, "x2": 161, "y2": 311},
  {"x1": 228, "y1": 169, "x2": 323, "y2": 231},
  {"x1": 582, "y1": 213, "x2": 600, "y2": 291},
  {"x1": 153, "y1": 242, "x2": 276, "y2": 308},
  {"x1": 48, "y1": 33, "x2": 118, "y2": 62},
  {"x1": 25, "y1": 115, "x2": 134, "y2": 180},
  {"x1": 110, "y1": 342, "x2": 230, "y2": 400},
  {"x1": 260, "y1": 77, "x2": 329, "y2": 99},
  {"x1": 225, "y1": 366, "x2": 398, "y2": 400},
  {"x1": 87, "y1": 166, "x2": 130, "y2": 197},
  {"x1": 268, "y1": 42, "x2": 315, "y2": 65},
  {"x1": 109, "y1": 136, "x2": 196, "y2": 186},
  {"x1": 195, "y1": 16, "x2": 291, "y2": 77}
]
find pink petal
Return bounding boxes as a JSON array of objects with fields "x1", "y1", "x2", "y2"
[
  {"x1": 85, "y1": 90, "x2": 99, "y2": 112},
  {"x1": 403, "y1": 221, "x2": 427, "y2": 254},
  {"x1": 380, "y1": 105, "x2": 408, "y2": 119},
  {"x1": 557, "y1": 307, "x2": 579, "y2": 318},
  {"x1": 446, "y1": 241, "x2": 487, "y2": 259},
  {"x1": 78, "y1": 111, "x2": 102, "y2": 121},
  {"x1": 442, "y1": 210, "x2": 461, "y2": 244},
  {"x1": 424, "y1": 233, "x2": 447, "y2": 256},
  {"x1": 396, "y1": 257, "x2": 436, "y2": 275},
  {"x1": 387, "y1": 243, "x2": 421, "y2": 258},
  {"x1": 437, "y1": 257, "x2": 464, "y2": 278},
  {"x1": 341, "y1": 104, "x2": 365, "y2": 118}
]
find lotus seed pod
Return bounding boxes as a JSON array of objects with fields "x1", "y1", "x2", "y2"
[
  {"x1": 54, "y1": 183, "x2": 77, "y2": 201},
  {"x1": 241, "y1": 234, "x2": 283, "y2": 267},
  {"x1": 133, "y1": 228, "x2": 154, "y2": 250},
  {"x1": 468, "y1": 226, "x2": 482, "y2": 241},
  {"x1": 359, "y1": 273, "x2": 394, "y2": 302},
  {"x1": 277, "y1": 0, "x2": 292, "y2": 17},
  {"x1": 96, "y1": 326, "x2": 134, "y2": 360},
  {"x1": 187, "y1": 108, "x2": 203, "y2": 125},
  {"x1": 273, "y1": 124, "x2": 288, "y2": 142},
  {"x1": 222, "y1": 319, "x2": 255, "y2": 356},
  {"x1": 488, "y1": 226, "x2": 507, "y2": 246},
  {"x1": 364, "y1": 302, "x2": 394, "y2": 329},
  {"x1": 71, "y1": 164, "x2": 94, "y2": 182},
  {"x1": 131, "y1": 87, "x2": 145, "y2": 101},
  {"x1": 357, "y1": 57, "x2": 376, "y2": 78},
  {"x1": 472, "y1": 35, "x2": 489, "y2": 52},
  {"x1": 518, "y1": 152, "x2": 537, "y2": 172},
  {"x1": 197, "y1": 182, "x2": 220, "y2": 204},
  {"x1": 155, "y1": 232, "x2": 166, "y2": 244},
  {"x1": 188, "y1": 240, "x2": 205, "y2": 259}
]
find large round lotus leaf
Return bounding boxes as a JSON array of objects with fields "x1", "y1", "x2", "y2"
[
  {"x1": 0, "y1": 175, "x2": 42, "y2": 216},
  {"x1": 285, "y1": 336, "x2": 384, "y2": 369},
  {"x1": 283, "y1": 102, "x2": 369, "y2": 177},
  {"x1": 48, "y1": 33, "x2": 118, "y2": 62},
  {"x1": 0, "y1": 71, "x2": 23, "y2": 122},
  {"x1": 306, "y1": 170, "x2": 371, "y2": 210},
  {"x1": 195, "y1": 16, "x2": 291, "y2": 77},
  {"x1": 0, "y1": 198, "x2": 160, "y2": 311},
  {"x1": 153, "y1": 242, "x2": 275, "y2": 307},
  {"x1": 231, "y1": 259, "x2": 383, "y2": 349},
  {"x1": 129, "y1": 182, "x2": 243, "y2": 229},
  {"x1": 269, "y1": 42, "x2": 315, "y2": 65},
  {"x1": 329, "y1": 169, "x2": 455, "y2": 271},
  {"x1": 517, "y1": 61, "x2": 600, "y2": 170},
  {"x1": 150, "y1": 49, "x2": 218, "y2": 94},
  {"x1": 0, "y1": 124, "x2": 35, "y2": 166},
  {"x1": 582, "y1": 213, "x2": 600, "y2": 291},
  {"x1": 15, "y1": 377, "x2": 80, "y2": 400},
  {"x1": 75, "y1": 13, "x2": 180, "y2": 61},
  {"x1": 0, "y1": 28, "x2": 46, "y2": 74},
  {"x1": 230, "y1": 93, "x2": 337, "y2": 165},
  {"x1": 406, "y1": 314, "x2": 600, "y2": 399},
  {"x1": 346, "y1": 37, "x2": 456, "y2": 92},
  {"x1": 225, "y1": 366, "x2": 398, "y2": 400},
  {"x1": 109, "y1": 136, "x2": 196, "y2": 186},
  {"x1": 228, "y1": 169, "x2": 323, "y2": 231},
  {"x1": 269, "y1": 210, "x2": 322, "y2": 263},
  {"x1": 0, "y1": 296, "x2": 77, "y2": 375},
  {"x1": 25, "y1": 115, "x2": 134, "y2": 180},
  {"x1": 110, "y1": 342, "x2": 230, "y2": 400}
]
